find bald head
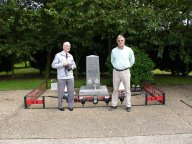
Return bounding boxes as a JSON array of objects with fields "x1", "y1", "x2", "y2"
[{"x1": 63, "y1": 41, "x2": 71, "y2": 53}]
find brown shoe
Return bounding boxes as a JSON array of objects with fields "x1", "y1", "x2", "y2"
[
  {"x1": 125, "y1": 107, "x2": 131, "y2": 112},
  {"x1": 58, "y1": 108, "x2": 64, "y2": 111},
  {"x1": 109, "y1": 106, "x2": 117, "y2": 111},
  {"x1": 68, "y1": 108, "x2": 73, "y2": 111}
]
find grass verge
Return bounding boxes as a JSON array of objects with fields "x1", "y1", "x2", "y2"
[
  {"x1": 0, "y1": 66, "x2": 192, "y2": 90},
  {"x1": 153, "y1": 75, "x2": 192, "y2": 85}
]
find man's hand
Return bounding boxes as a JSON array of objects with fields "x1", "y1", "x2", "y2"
[
  {"x1": 63, "y1": 61, "x2": 69, "y2": 66},
  {"x1": 66, "y1": 65, "x2": 72, "y2": 71}
]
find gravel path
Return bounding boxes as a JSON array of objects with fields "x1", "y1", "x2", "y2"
[{"x1": 0, "y1": 85, "x2": 192, "y2": 143}]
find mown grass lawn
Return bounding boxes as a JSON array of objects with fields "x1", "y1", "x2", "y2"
[
  {"x1": 0, "y1": 79, "x2": 45, "y2": 90},
  {"x1": 0, "y1": 77, "x2": 112, "y2": 90},
  {"x1": 153, "y1": 75, "x2": 192, "y2": 85},
  {"x1": 0, "y1": 65, "x2": 192, "y2": 90}
]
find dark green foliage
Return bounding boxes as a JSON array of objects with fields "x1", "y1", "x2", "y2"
[
  {"x1": 131, "y1": 47, "x2": 155, "y2": 85},
  {"x1": 153, "y1": 47, "x2": 192, "y2": 76},
  {"x1": 0, "y1": 0, "x2": 192, "y2": 79},
  {"x1": 0, "y1": 56, "x2": 12, "y2": 73},
  {"x1": 106, "y1": 47, "x2": 155, "y2": 85},
  {"x1": 30, "y1": 51, "x2": 46, "y2": 74}
]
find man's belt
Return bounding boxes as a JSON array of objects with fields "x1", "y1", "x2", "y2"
[{"x1": 114, "y1": 67, "x2": 129, "y2": 71}]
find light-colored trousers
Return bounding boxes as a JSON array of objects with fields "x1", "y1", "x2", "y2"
[
  {"x1": 57, "y1": 79, "x2": 74, "y2": 109},
  {"x1": 111, "y1": 69, "x2": 131, "y2": 107}
]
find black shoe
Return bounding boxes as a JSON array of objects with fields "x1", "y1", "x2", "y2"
[
  {"x1": 109, "y1": 106, "x2": 117, "y2": 111},
  {"x1": 125, "y1": 107, "x2": 131, "y2": 112},
  {"x1": 68, "y1": 108, "x2": 73, "y2": 111},
  {"x1": 58, "y1": 108, "x2": 64, "y2": 111}
]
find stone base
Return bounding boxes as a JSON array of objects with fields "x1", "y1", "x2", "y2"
[{"x1": 79, "y1": 85, "x2": 109, "y2": 96}]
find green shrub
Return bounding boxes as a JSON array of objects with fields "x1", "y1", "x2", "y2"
[{"x1": 106, "y1": 47, "x2": 155, "y2": 86}]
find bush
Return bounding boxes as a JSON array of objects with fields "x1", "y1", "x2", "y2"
[{"x1": 106, "y1": 47, "x2": 155, "y2": 86}]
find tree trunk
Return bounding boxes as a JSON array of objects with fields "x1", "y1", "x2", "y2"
[
  {"x1": 184, "y1": 16, "x2": 190, "y2": 77},
  {"x1": 74, "y1": 45, "x2": 85, "y2": 79},
  {"x1": 11, "y1": 55, "x2": 15, "y2": 79},
  {"x1": 24, "y1": 61, "x2": 27, "y2": 68},
  {"x1": 185, "y1": 62, "x2": 189, "y2": 77},
  {"x1": 11, "y1": 68, "x2": 14, "y2": 79},
  {"x1": 108, "y1": 35, "x2": 112, "y2": 54},
  {"x1": 75, "y1": 67, "x2": 78, "y2": 79},
  {"x1": 44, "y1": 50, "x2": 51, "y2": 79}
]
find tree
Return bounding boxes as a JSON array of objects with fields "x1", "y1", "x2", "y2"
[
  {"x1": 1, "y1": 0, "x2": 192, "y2": 79},
  {"x1": 22, "y1": 0, "x2": 62, "y2": 78},
  {"x1": 0, "y1": 0, "x2": 26, "y2": 77}
]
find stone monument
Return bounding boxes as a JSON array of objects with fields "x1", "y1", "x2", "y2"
[
  {"x1": 86, "y1": 55, "x2": 100, "y2": 89},
  {"x1": 79, "y1": 55, "x2": 109, "y2": 96}
]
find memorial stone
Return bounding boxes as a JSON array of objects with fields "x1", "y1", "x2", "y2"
[
  {"x1": 86, "y1": 55, "x2": 100, "y2": 89},
  {"x1": 79, "y1": 55, "x2": 109, "y2": 96}
]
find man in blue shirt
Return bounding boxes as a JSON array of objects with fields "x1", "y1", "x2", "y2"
[
  {"x1": 51, "y1": 42, "x2": 76, "y2": 111},
  {"x1": 110, "y1": 35, "x2": 135, "y2": 112}
]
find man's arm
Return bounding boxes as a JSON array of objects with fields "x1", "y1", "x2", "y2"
[
  {"x1": 51, "y1": 54, "x2": 64, "y2": 69},
  {"x1": 129, "y1": 49, "x2": 135, "y2": 67},
  {"x1": 67, "y1": 56, "x2": 76, "y2": 70},
  {"x1": 111, "y1": 51, "x2": 115, "y2": 67}
]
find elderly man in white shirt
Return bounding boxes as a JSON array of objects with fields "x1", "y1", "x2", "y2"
[
  {"x1": 51, "y1": 42, "x2": 76, "y2": 111},
  {"x1": 110, "y1": 35, "x2": 135, "y2": 112}
]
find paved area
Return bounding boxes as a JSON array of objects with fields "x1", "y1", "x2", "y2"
[{"x1": 0, "y1": 85, "x2": 192, "y2": 144}]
